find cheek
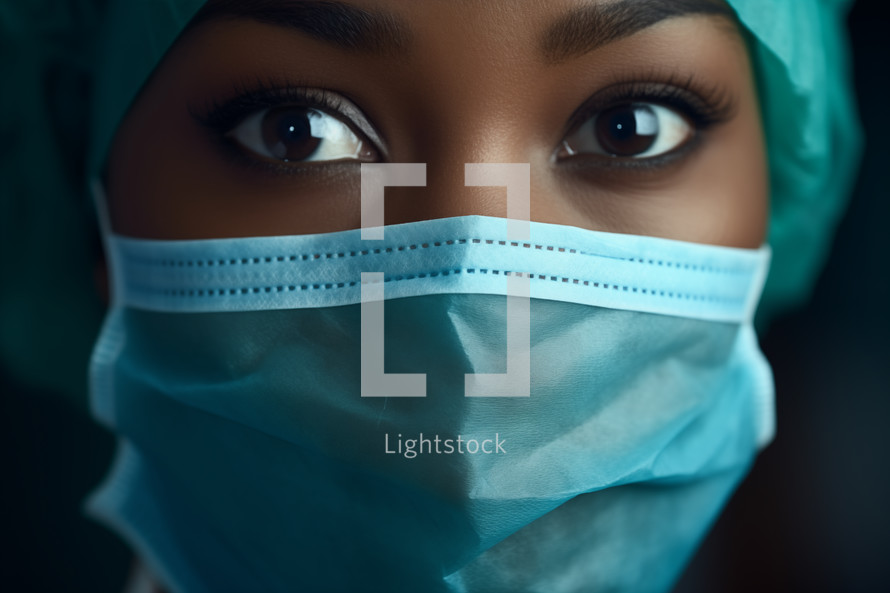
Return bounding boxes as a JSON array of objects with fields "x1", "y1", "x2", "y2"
[
  {"x1": 683, "y1": 90, "x2": 769, "y2": 248},
  {"x1": 105, "y1": 82, "x2": 219, "y2": 239},
  {"x1": 704, "y1": 130, "x2": 769, "y2": 247}
]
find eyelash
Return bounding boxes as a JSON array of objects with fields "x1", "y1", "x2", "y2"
[
  {"x1": 570, "y1": 75, "x2": 735, "y2": 132},
  {"x1": 193, "y1": 80, "x2": 345, "y2": 131},
  {"x1": 190, "y1": 78, "x2": 377, "y2": 175},
  {"x1": 190, "y1": 73, "x2": 736, "y2": 173}
]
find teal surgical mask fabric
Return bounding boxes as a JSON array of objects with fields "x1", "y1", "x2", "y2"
[{"x1": 88, "y1": 214, "x2": 773, "y2": 593}]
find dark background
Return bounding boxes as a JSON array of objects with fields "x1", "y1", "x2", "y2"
[{"x1": 3, "y1": 1, "x2": 888, "y2": 591}]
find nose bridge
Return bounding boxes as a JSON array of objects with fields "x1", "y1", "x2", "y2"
[
  {"x1": 382, "y1": 115, "x2": 536, "y2": 226},
  {"x1": 381, "y1": 169, "x2": 520, "y2": 228},
  {"x1": 379, "y1": 12, "x2": 544, "y2": 227}
]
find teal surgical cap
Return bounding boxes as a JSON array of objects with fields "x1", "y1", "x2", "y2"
[{"x1": 0, "y1": 0, "x2": 862, "y2": 404}]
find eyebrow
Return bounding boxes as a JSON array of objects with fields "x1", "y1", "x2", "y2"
[
  {"x1": 189, "y1": 0, "x2": 736, "y2": 61},
  {"x1": 188, "y1": 0, "x2": 411, "y2": 56},
  {"x1": 541, "y1": 0, "x2": 738, "y2": 63}
]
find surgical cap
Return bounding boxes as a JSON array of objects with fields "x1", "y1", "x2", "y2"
[{"x1": 0, "y1": 0, "x2": 862, "y2": 403}]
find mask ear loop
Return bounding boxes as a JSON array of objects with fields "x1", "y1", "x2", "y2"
[
  {"x1": 737, "y1": 243, "x2": 775, "y2": 450},
  {"x1": 90, "y1": 177, "x2": 123, "y2": 309},
  {"x1": 743, "y1": 245, "x2": 772, "y2": 325},
  {"x1": 88, "y1": 177, "x2": 127, "y2": 426},
  {"x1": 733, "y1": 241, "x2": 774, "y2": 449}
]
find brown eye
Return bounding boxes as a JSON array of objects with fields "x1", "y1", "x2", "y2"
[
  {"x1": 260, "y1": 106, "x2": 322, "y2": 161},
  {"x1": 228, "y1": 105, "x2": 377, "y2": 163},
  {"x1": 596, "y1": 104, "x2": 658, "y2": 156},
  {"x1": 559, "y1": 102, "x2": 693, "y2": 160}
]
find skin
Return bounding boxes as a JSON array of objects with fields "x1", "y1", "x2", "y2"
[{"x1": 104, "y1": 0, "x2": 768, "y2": 248}]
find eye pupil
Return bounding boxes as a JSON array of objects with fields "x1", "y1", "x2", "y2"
[
  {"x1": 595, "y1": 103, "x2": 659, "y2": 156},
  {"x1": 261, "y1": 107, "x2": 322, "y2": 161}
]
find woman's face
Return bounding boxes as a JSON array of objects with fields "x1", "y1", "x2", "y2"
[{"x1": 106, "y1": 0, "x2": 767, "y2": 248}]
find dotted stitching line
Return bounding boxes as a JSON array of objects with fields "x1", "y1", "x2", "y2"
[
  {"x1": 130, "y1": 267, "x2": 740, "y2": 304},
  {"x1": 124, "y1": 237, "x2": 747, "y2": 275},
  {"x1": 617, "y1": 256, "x2": 742, "y2": 274}
]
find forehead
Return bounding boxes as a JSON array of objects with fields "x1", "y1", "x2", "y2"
[{"x1": 191, "y1": 0, "x2": 741, "y2": 62}]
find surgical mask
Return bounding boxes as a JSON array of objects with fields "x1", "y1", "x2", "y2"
[{"x1": 88, "y1": 213, "x2": 773, "y2": 593}]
